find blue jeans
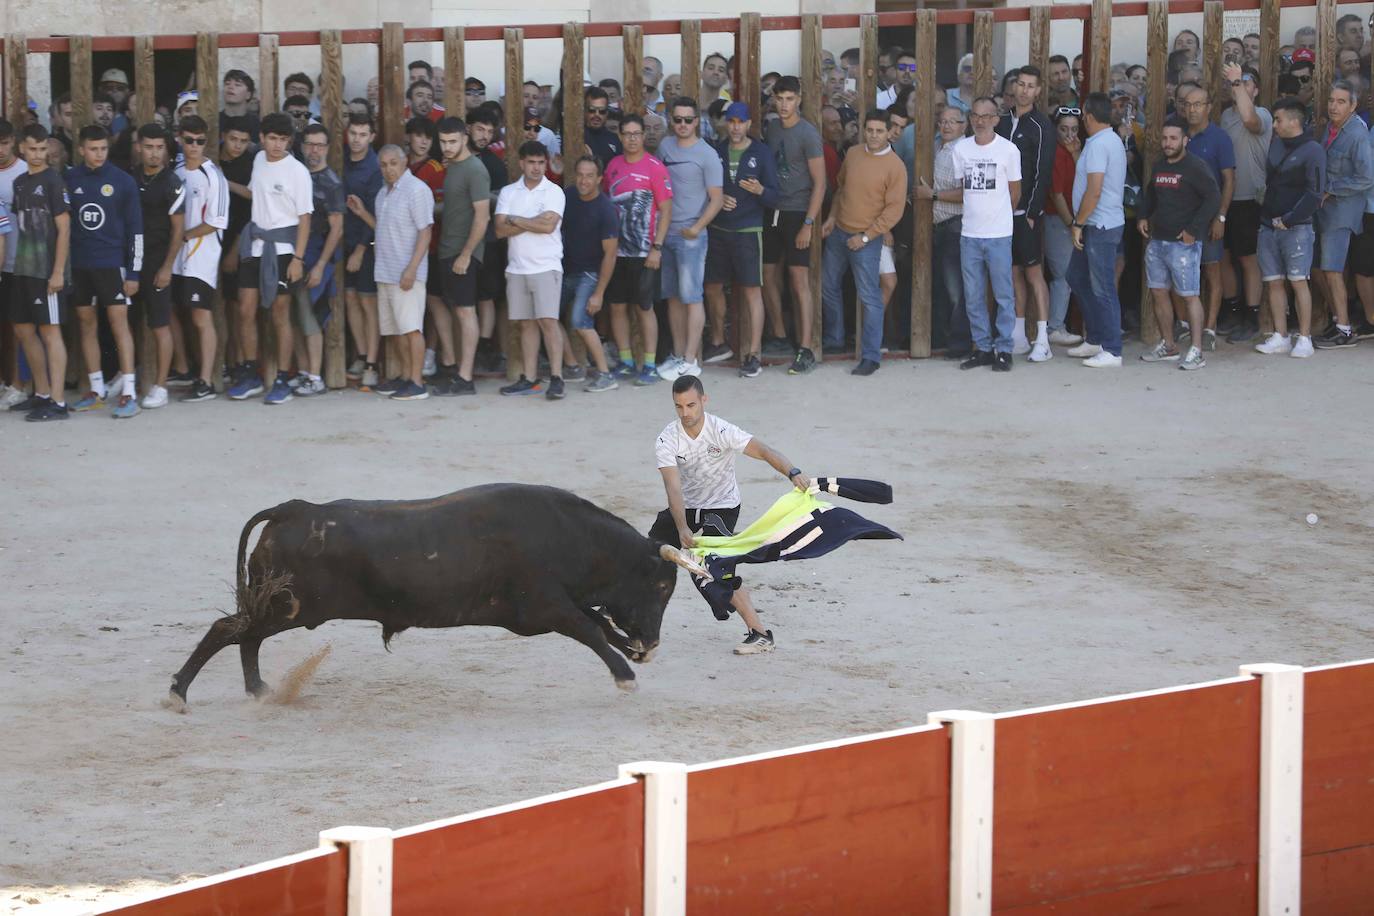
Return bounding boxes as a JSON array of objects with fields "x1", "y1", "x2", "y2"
[
  {"x1": 660, "y1": 230, "x2": 707, "y2": 303},
  {"x1": 821, "y1": 229, "x2": 885, "y2": 362},
  {"x1": 1067, "y1": 224, "x2": 1124, "y2": 356},
  {"x1": 960, "y1": 235, "x2": 1015, "y2": 354},
  {"x1": 561, "y1": 270, "x2": 599, "y2": 330},
  {"x1": 933, "y1": 217, "x2": 968, "y2": 351}
]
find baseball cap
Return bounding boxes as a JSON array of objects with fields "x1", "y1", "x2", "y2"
[
  {"x1": 724, "y1": 101, "x2": 750, "y2": 121},
  {"x1": 99, "y1": 68, "x2": 129, "y2": 87},
  {"x1": 177, "y1": 90, "x2": 199, "y2": 107},
  {"x1": 1291, "y1": 47, "x2": 1316, "y2": 65}
]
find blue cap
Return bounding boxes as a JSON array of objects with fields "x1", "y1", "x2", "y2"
[{"x1": 724, "y1": 101, "x2": 750, "y2": 121}]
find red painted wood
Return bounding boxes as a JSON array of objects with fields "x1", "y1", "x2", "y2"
[
  {"x1": 391, "y1": 782, "x2": 644, "y2": 916},
  {"x1": 1302, "y1": 845, "x2": 1374, "y2": 915},
  {"x1": 992, "y1": 680, "x2": 1261, "y2": 911},
  {"x1": 1302, "y1": 662, "x2": 1374, "y2": 870},
  {"x1": 105, "y1": 849, "x2": 347, "y2": 916},
  {"x1": 687, "y1": 729, "x2": 951, "y2": 914},
  {"x1": 991, "y1": 863, "x2": 1255, "y2": 915}
]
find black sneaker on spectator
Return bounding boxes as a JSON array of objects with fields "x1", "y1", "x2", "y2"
[
  {"x1": 1314, "y1": 324, "x2": 1341, "y2": 345},
  {"x1": 374, "y1": 376, "x2": 405, "y2": 396},
  {"x1": 9, "y1": 393, "x2": 45, "y2": 412},
  {"x1": 1227, "y1": 314, "x2": 1260, "y2": 343},
  {"x1": 733, "y1": 629, "x2": 775, "y2": 655},
  {"x1": 703, "y1": 342, "x2": 733, "y2": 364},
  {"x1": 851, "y1": 358, "x2": 880, "y2": 376},
  {"x1": 1174, "y1": 320, "x2": 1191, "y2": 343},
  {"x1": 1216, "y1": 308, "x2": 1239, "y2": 335},
  {"x1": 181, "y1": 380, "x2": 217, "y2": 402},
  {"x1": 545, "y1": 376, "x2": 566, "y2": 400},
  {"x1": 739, "y1": 354, "x2": 762, "y2": 378},
  {"x1": 563, "y1": 364, "x2": 586, "y2": 381},
  {"x1": 25, "y1": 401, "x2": 69, "y2": 422},
  {"x1": 453, "y1": 376, "x2": 477, "y2": 396},
  {"x1": 787, "y1": 348, "x2": 816, "y2": 375},
  {"x1": 992, "y1": 352, "x2": 1013, "y2": 372},
  {"x1": 391, "y1": 380, "x2": 430, "y2": 401},
  {"x1": 959, "y1": 350, "x2": 994, "y2": 370},
  {"x1": 1203, "y1": 328, "x2": 1218, "y2": 351},
  {"x1": 165, "y1": 370, "x2": 195, "y2": 388},
  {"x1": 1315, "y1": 327, "x2": 1358, "y2": 349},
  {"x1": 763, "y1": 336, "x2": 793, "y2": 357},
  {"x1": 1354, "y1": 318, "x2": 1374, "y2": 340}
]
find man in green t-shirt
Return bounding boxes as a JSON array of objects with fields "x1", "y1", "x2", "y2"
[{"x1": 433, "y1": 116, "x2": 491, "y2": 395}]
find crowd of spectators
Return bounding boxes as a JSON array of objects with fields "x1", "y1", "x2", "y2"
[{"x1": 2, "y1": 14, "x2": 1373, "y2": 420}]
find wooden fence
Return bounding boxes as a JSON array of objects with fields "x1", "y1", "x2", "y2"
[
  {"x1": 83, "y1": 657, "x2": 1374, "y2": 915},
  {"x1": 0, "y1": 0, "x2": 1357, "y2": 373}
]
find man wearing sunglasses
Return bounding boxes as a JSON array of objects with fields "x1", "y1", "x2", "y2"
[
  {"x1": 584, "y1": 87, "x2": 622, "y2": 168},
  {"x1": 172, "y1": 115, "x2": 226, "y2": 403},
  {"x1": 1289, "y1": 50, "x2": 1316, "y2": 114}
]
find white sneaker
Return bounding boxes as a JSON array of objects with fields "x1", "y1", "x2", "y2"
[
  {"x1": 1012, "y1": 335, "x2": 1031, "y2": 356},
  {"x1": 140, "y1": 385, "x2": 169, "y2": 409},
  {"x1": 1290, "y1": 335, "x2": 1314, "y2": 358},
  {"x1": 1082, "y1": 350, "x2": 1122, "y2": 368},
  {"x1": 1254, "y1": 332, "x2": 1291, "y2": 355},
  {"x1": 1028, "y1": 339, "x2": 1052, "y2": 362},
  {"x1": 656, "y1": 356, "x2": 685, "y2": 381},
  {"x1": 678, "y1": 359, "x2": 702, "y2": 378},
  {"x1": 422, "y1": 349, "x2": 437, "y2": 378},
  {"x1": 1067, "y1": 342, "x2": 1102, "y2": 358},
  {"x1": 1048, "y1": 328, "x2": 1083, "y2": 346},
  {"x1": 0, "y1": 384, "x2": 28, "y2": 408},
  {"x1": 296, "y1": 376, "x2": 328, "y2": 396},
  {"x1": 1179, "y1": 346, "x2": 1206, "y2": 371}
]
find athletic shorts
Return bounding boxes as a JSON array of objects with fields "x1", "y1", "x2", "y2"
[
  {"x1": 139, "y1": 282, "x2": 174, "y2": 329},
  {"x1": 648, "y1": 505, "x2": 740, "y2": 548},
  {"x1": 562, "y1": 270, "x2": 601, "y2": 331},
  {"x1": 11, "y1": 276, "x2": 68, "y2": 326},
  {"x1": 608, "y1": 256, "x2": 659, "y2": 311},
  {"x1": 377, "y1": 282, "x2": 426, "y2": 336},
  {"x1": 440, "y1": 254, "x2": 481, "y2": 308},
  {"x1": 762, "y1": 210, "x2": 812, "y2": 268},
  {"x1": 425, "y1": 253, "x2": 443, "y2": 297},
  {"x1": 1144, "y1": 239, "x2": 1203, "y2": 297},
  {"x1": 220, "y1": 267, "x2": 240, "y2": 299},
  {"x1": 71, "y1": 267, "x2": 129, "y2": 308},
  {"x1": 506, "y1": 270, "x2": 562, "y2": 321},
  {"x1": 1352, "y1": 213, "x2": 1374, "y2": 278},
  {"x1": 879, "y1": 242, "x2": 896, "y2": 275},
  {"x1": 705, "y1": 227, "x2": 763, "y2": 287},
  {"x1": 1011, "y1": 214, "x2": 1044, "y2": 268},
  {"x1": 236, "y1": 253, "x2": 296, "y2": 304},
  {"x1": 344, "y1": 248, "x2": 377, "y2": 293},
  {"x1": 1318, "y1": 227, "x2": 1353, "y2": 273},
  {"x1": 1257, "y1": 223, "x2": 1315, "y2": 282},
  {"x1": 660, "y1": 230, "x2": 707, "y2": 304},
  {"x1": 175, "y1": 275, "x2": 216, "y2": 311},
  {"x1": 478, "y1": 241, "x2": 506, "y2": 301},
  {"x1": 1225, "y1": 200, "x2": 1261, "y2": 258},
  {"x1": 292, "y1": 283, "x2": 325, "y2": 337},
  {"x1": 0, "y1": 272, "x2": 11, "y2": 317}
]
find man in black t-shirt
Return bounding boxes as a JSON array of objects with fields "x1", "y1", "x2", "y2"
[
  {"x1": 133, "y1": 124, "x2": 186, "y2": 408},
  {"x1": 218, "y1": 118, "x2": 255, "y2": 370},
  {"x1": 290, "y1": 123, "x2": 344, "y2": 396},
  {"x1": 467, "y1": 107, "x2": 509, "y2": 372}
]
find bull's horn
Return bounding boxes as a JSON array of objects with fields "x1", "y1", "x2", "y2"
[{"x1": 659, "y1": 543, "x2": 712, "y2": 580}]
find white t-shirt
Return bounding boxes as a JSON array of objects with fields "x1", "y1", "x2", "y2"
[
  {"x1": 951, "y1": 134, "x2": 1022, "y2": 239},
  {"x1": 0, "y1": 157, "x2": 26, "y2": 273},
  {"x1": 173, "y1": 160, "x2": 229, "y2": 286},
  {"x1": 655, "y1": 413, "x2": 754, "y2": 510},
  {"x1": 495, "y1": 175, "x2": 565, "y2": 275},
  {"x1": 247, "y1": 151, "x2": 314, "y2": 257}
]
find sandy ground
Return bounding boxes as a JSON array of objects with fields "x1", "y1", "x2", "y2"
[{"x1": 3, "y1": 342, "x2": 1373, "y2": 912}]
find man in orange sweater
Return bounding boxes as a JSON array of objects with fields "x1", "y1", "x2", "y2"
[{"x1": 821, "y1": 109, "x2": 908, "y2": 375}]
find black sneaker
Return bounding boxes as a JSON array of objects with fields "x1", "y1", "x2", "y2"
[
  {"x1": 739, "y1": 354, "x2": 762, "y2": 378},
  {"x1": 453, "y1": 375, "x2": 477, "y2": 396},
  {"x1": 25, "y1": 401, "x2": 68, "y2": 422},
  {"x1": 1354, "y1": 319, "x2": 1374, "y2": 340},
  {"x1": 499, "y1": 376, "x2": 541, "y2": 396},
  {"x1": 1226, "y1": 314, "x2": 1260, "y2": 344},
  {"x1": 959, "y1": 350, "x2": 994, "y2": 370},
  {"x1": 787, "y1": 347, "x2": 817, "y2": 375},
  {"x1": 851, "y1": 358, "x2": 880, "y2": 376},
  {"x1": 165, "y1": 369, "x2": 196, "y2": 388},
  {"x1": 992, "y1": 352, "x2": 1013, "y2": 372},
  {"x1": 762, "y1": 336, "x2": 793, "y2": 357},
  {"x1": 562, "y1": 364, "x2": 586, "y2": 381},
  {"x1": 1314, "y1": 324, "x2": 1342, "y2": 345},
  {"x1": 1315, "y1": 328, "x2": 1358, "y2": 349},
  {"x1": 181, "y1": 380, "x2": 217, "y2": 402},
  {"x1": 703, "y1": 342, "x2": 733, "y2": 364},
  {"x1": 545, "y1": 376, "x2": 566, "y2": 400},
  {"x1": 9, "y1": 393, "x2": 44, "y2": 412},
  {"x1": 733, "y1": 629, "x2": 775, "y2": 655},
  {"x1": 429, "y1": 375, "x2": 458, "y2": 397},
  {"x1": 390, "y1": 380, "x2": 430, "y2": 401},
  {"x1": 373, "y1": 376, "x2": 405, "y2": 395}
]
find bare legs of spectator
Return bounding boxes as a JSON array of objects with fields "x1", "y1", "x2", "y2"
[
  {"x1": 429, "y1": 297, "x2": 456, "y2": 369},
  {"x1": 1320, "y1": 270, "x2": 1351, "y2": 328},
  {"x1": 610, "y1": 302, "x2": 658, "y2": 368},
  {"x1": 188, "y1": 307, "x2": 218, "y2": 385},
  {"x1": 879, "y1": 267, "x2": 897, "y2": 308},
  {"x1": 1266, "y1": 278, "x2": 1311, "y2": 338},
  {"x1": 1203, "y1": 261, "x2": 1223, "y2": 330},
  {"x1": 762, "y1": 262, "x2": 789, "y2": 342},
  {"x1": 13, "y1": 322, "x2": 63, "y2": 400},
  {"x1": 705, "y1": 285, "x2": 728, "y2": 352},
  {"x1": 520, "y1": 317, "x2": 563, "y2": 381},
  {"x1": 787, "y1": 266, "x2": 815, "y2": 351},
  {"x1": 452, "y1": 306, "x2": 479, "y2": 381},
  {"x1": 169, "y1": 310, "x2": 191, "y2": 377},
  {"x1": 77, "y1": 304, "x2": 135, "y2": 394},
  {"x1": 152, "y1": 322, "x2": 173, "y2": 391},
  {"x1": 401, "y1": 329, "x2": 424, "y2": 386},
  {"x1": 1149, "y1": 287, "x2": 1201, "y2": 351},
  {"x1": 345, "y1": 289, "x2": 379, "y2": 367},
  {"x1": 667, "y1": 298, "x2": 705, "y2": 365}
]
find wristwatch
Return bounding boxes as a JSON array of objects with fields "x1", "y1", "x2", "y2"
[
  {"x1": 651, "y1": 243, "x2": 663, "y2": 251},
  {"x1": 803, "y1": 217, "x2": 815, "y2": 226},
  {"x1": 786, "y1": 467, "x2": 803, "y2": 479},
  {"x1": 861, "y1": 234, "x2": 871, "y2": 244},
  {"x1": 1218, "y1": 214, "x2": 1227, "y2": 223}
]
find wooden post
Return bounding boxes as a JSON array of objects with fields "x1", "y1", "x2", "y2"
[
  {"x1": 562, "y1": 23, "x2": 585, "y2": 165},
  {"x1": 380, "y1": 22, "x2": 405, "y2": 147},
  {"x1": 5, "y1": 35, "x2": 27, "y2": 129},
  {"x1": 972, "y1": 11, "x2": 994, "y2": 100},
  {"x1": 443, "y1": 27, "x2": 465, "y2": 118},
  {"x1": 1090, "y1": 0, "x2": 1112, "y2": 95},
  {"x1": 623, "y1": 25, "x2": 644, "y2": 119},
  {"x1": 1202, "y1": 1, "x2": 1223, "y2": 123},
  {"x1": 1316, "y1": 0, "x2": 1336, "y2": 125},
  {"x1": 259, "y1": 34, "x2": 279, "y2": 115},
  {"x1": 69, "y1": 36, "x2": 93, "y2": 131},
  {"x1": 1029, "y1": 6, "x2": 1051, "y2": 114},
  {"x1": 133, "y1": 36, "x2": 155, "y2": 128},
  {"x1": 910, "y1": 9, "x2": 937, "y2": 358},
  {"x1": 801, "y1": 13, "x2": 824, "y2": 355},
  {"x1": 681, "y1": 21, "x2": 701, "y2": 113},
  {"x1": 321, "y1": 29, "x2": 347, "y2": 389},
  {"x1": 858, "y1": 13, "x2": 878, "y2": 113},
  {"x1": 1258, "y1": 0, "x2": 1280, "y2": 108},
  {"x1": 503, "y1": 29, "x2": 524, "y2": 180},
  {"x1": 738, "y1": 13, "x2": 761, "y2": 134},
  {"x1": 196, "y1": 33, "x2": 220, "y2": 158},
  {"x1": 1141, "y1": 0, "x2": 1169, "y2": 344}
]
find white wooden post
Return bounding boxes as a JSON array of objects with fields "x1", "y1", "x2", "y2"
[
  {"x1": 319, "y1": 825, "x2": 394, "y2": 916},
  {"x1": 1239, "y1": 663, "x2": 1304, "y2": 916},
  {"x1": 929, "y1": 710, "x2": 994, "y2": 916},
  {"x1": 619, "y1": 760, "x2": 687, "y2": 916}
]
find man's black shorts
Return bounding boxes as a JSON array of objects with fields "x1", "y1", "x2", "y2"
[
  {"x1": 71, "y1": 267, "x2": 129, "y2": 308},
  {"x1": 609, "y1": 256, "x2": 659, "y2": 311},
  {"x1": 762, "y1": 210, "x2": 813, "y2": 268},
  {"x1": 441, "y1": 254, "x2": 481, "y2": 308},
  {"x1": 1012, "y1": 214, "x2": 1045, "y2": 268},
  {"x1": 425, "y1": 253, "x2": 443, "y2": 297},
  {"x1": 1225, "y1": 199, "x2": 1262, "y2": 260},
  {"x1": 1350, "y1": 213, "x2": 1374, "y2": 278},
  {"x1": 236, "y1": 253, "x2": 296, "y2": 303},
  {"x1": 706, "y1": 227, "x2": 763, "y2": 287},
  {"x1": 139, "y1": 283, "x2": 174, "y2": 329},
  {"x1": 648, "y1": 506, "x2": 740, "y2": 548},
  {"x1": 11, "y1": 276, "x2": 68, "y2": 326},
  {"x1": 344, "y1": 248, "x2": 377, "y2": 294},
  {"x1": 477, "y1": 241, "x2": 506, "y2": 302},
  {"x1": 175, "y1": 276, "x2": 216, "y2": 310}
]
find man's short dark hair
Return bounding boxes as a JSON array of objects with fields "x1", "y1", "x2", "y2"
[
  {"x1": 78, "y1": 124, "x2": 109, "y2": 144},
  {"x1": 864, "y1": 108, "x2": 891, "y2": 128},
  {"x1": 585, "y1": 87, "x2": 610, "y2": 105},
  {"x1": 1018, "y1": 65, "x2": 1042, "y2": 84},
  {"x1": 285, "y1": 72, "x2": 314, "y2": 92},
  {"x1": 477, "y1": 100, "x2": 503, "y2": 119},
  {"x1": 349, "y1": 98, "x2": 374, "y2": 118},
  {"x1": 1049, "y1": 54, "x2": 1070, "y2": 67},
  {"x1": 620, "y1": 113, "x2": 645, "y2": 131},
  {"x1": 523, "y1": 80, "x2": 539, "y2": 90},
  {"x1": 405, "y1": 116, "x2": 436, "y2": 138},
  {"x1": 20, "y1": 123, "x2": 50, "y2": 144},
  {"x1": 1125, "y1": 64, "x2": 1146, "y2": 79},
  {"x1": 136, "y1": 123, "x2": 169, "y2": 143},
  {"x1": 303, "y1": 123, "x2": 329, "y2": 143},
  {"x1": 223, "y1": 115, "x2": 255, "y2": 136},
  {"x1": 598, "y1": 78, "x2": 622, "y2": 93},
  {"x1": 260, "y1": 112, "x2": 295, "y2": 138},
  {"x1": 347, "y1": 112, "x2": 375, "y2": 130},
  {"x1": 704, "y1": 52, "x2": 728, "y2": 69},
  {"x1": 671, "y1": 375, "x2": 704, "y2": 396},
  {"x1": 518, "y1": 140, "x2": 548, "y2": 159},
  {"x1": 285, "y1": 95, "x2": 312, "y2": 109},
  {"x1": 0, "y1": 118, "x2": 16, "y2": 141},
  {"x1": 1162, "y1": 116, "x2": 1187, "y2": 132},
  {"x1": 772, "y1": 75, "x2": 802, "y2": 96},
  {"x1": 1338, "y1": 13, "x2": 1361, "y2": 30},
  {"x1": 466, "y1": 108, "x2": 500, "y2": 130},
  {"x1": 1273, "y1": 97, "x2": 1307, "y2": 119},
  {"x1": 93, "y1": 93, "x2": 116, "y2": 108},
  {"x1": 223, "y1": 69, "x2": 256, "y2": 95},
  {"x1": 406, "y1": 79, "x2": 434, "y2": 100},
  {"x1": 436, "y1": 116, "x2": 467, "y2": 136},
  {"x1": 574, "y1": 154, "x2": 602, "y2": 175},
  {"x1": 1082, "y1": 92, "x2": 1113, "y2": 126},
  {"x1": 178, "y1": 114, "x2": 209, "y2": 135},
  {"x1": 407, "y1": 59, "x2": 433, "y2": 77},
  {"x1": 671, "y1": 96, "x2": 699, "y2": 114}
]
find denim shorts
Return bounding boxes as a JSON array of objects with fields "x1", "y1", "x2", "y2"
[
  {"x1": 1318, "y1": 227, "x2": 1353, "y2": 272},
  {"x1": 1257, "y1": 223, "x2": 1315, "y2": 282},
  {"x1": 660, "y1": 230, "x2": 707, "y2": 304},
  {"x1": 1145, "y1": 239, "x2": 1202, "y2": 297},
  {"x1": 561, "y1": 270, "x2": 600, "y2": 330},
  {"x1": 1201, "y1": 236, "x2": 1223, "y2": 265}
]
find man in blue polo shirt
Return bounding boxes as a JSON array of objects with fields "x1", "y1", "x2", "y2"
[
  {"x1": 1065, "y1": 93, "x2": 1127, "y2": 368},
  {"x1": 1177, "y1": 83, "x2": 1235, "y2": 351},
  {"x1": 559, "y1": 154, "x2": 620, "y2": 391}
]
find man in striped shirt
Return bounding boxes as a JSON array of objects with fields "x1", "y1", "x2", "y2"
[{"x1": 172, "y1": 115, "x2": 227, "y2": 402}]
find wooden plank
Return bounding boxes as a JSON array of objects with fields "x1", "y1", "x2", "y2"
[
  {"x1": 800, "y1": 13, "x2": 824, "y2": 355},
  {"x1": 972, "y1": 11, "x2": 994, "y2": 100},
  {"x1": 1141, "y1": 0, "x2": 1169, "y2": 345},
  {"x1": 5, "y1": 35, "x2": 27, "y2": 129},
  {"x1": 443, "y1": 27, "x2": 465, "y2": 118},
  {"x1": 1090, "y1": 0, "x2": 1112, "y2": 95},
  {"x1": 1029, "y1": 6, "x2": 1051, "y2": 114},
  {"x1": 196, "y1": 33, "x2": 220, "y2": 159},
  {"x1": 681, "y1": 21, "x2": 701, "y2": 114},
  {"x1": 133, "y1": 36, "x2": 155, "y2": 127},
  {"x1": 503, "y1": 28, "x2": 523, "y2": 181},
  {"x1": 1258, "y1": 0, "x2": 1280, "y2": 108},
  {"x1": 320, "y1": 29, "x2": 346, "y2": 390},
  {"x1": 910, "y1": 9, "x2": 936, "y2": 358},
  {"x1": 380, "y1": 21, "x2": 405, "y2": 147},
  {"x1": 561, "y1": 23, "x2": 584, "y2": 165},
  {"x1": 69, "y1": 35, "x2": 93, "y2": 131},
  {"x1": 258, "y1": 34, "x2": 279, "y2": 115},
  {"x1": 1316, "y1": 0, "x2": 1336, "y2": 125},
  {"x1": 622, "y1": 25, "x2": 643, "y2": 120},
  {"x1": 1203, "y1": 1, "x2": 1223, "y2": 124},
  {"x1": 738, "y1": 13, "x2": 761, "y2": 136}
]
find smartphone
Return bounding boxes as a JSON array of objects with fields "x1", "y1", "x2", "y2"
[{"x1": 844, "y1": 78, "x2": 857, "y2": 94}]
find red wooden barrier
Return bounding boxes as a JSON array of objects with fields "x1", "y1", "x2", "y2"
[
  {"x1": 991, "y1": 679, "x2": 1261, "y2": 913},
  {"x1": 686, "y1": 726, "x2": 951, "y2": 913},
  {"x1": 1301, "y1": 660, "x2": 1374, "y2": 913},
  {"x1": 103, "y1": 847, "x2": 347, "y2": 916},
  {"x1": 390, "y1": 779, "x2": 644, "y2": 915}
]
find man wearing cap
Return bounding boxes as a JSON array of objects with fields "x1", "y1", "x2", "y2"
[
  {"x1": 464, "y1": 78, "x2": 486, "y2": 114},
  {"x1": 98, "y1": 69, "x2": 131, "y2": 135},
  {"x1": 1289, "y1": 49, "x2": 1317, "y2": 118},
  {"x1": 221, "y1": 69, "x2": 260, "y2": 141},
  {"x1": 174, "y1": 91, "x2": 199, "y2": 129}
]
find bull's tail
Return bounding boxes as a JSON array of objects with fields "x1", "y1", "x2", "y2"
[{"x1": 235, "y1": 506, "x2": 284, "y2": 615}]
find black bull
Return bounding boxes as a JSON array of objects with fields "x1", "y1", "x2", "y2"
[{"x1": 167, "y1": 484, "x2": 706, "y2": 706}]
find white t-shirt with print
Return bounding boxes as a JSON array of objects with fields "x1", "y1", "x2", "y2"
[
  {"x1": 247, "y1": 150, "x2": 314, "y2": 257},
  {"x1": 656, "y1": 413, "x2": 754, "y2": 510},
  {"x1": 950, "y1": 134, "x2": 1022, "y2": 239},
  {"x1": 173, "y1": 160, "x2": 229, "y2": 286}
]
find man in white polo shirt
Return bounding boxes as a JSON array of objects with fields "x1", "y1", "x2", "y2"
[{"x1": 494, "y1": 140, "x2": 567, "y2": 400}]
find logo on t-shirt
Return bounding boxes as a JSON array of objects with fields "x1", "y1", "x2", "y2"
[
  {"x1": 78, "y1": 203, "x2": 105, "y2": 230},
  {"x1": 1154, "y1": 171, "x2": 1182, "y2": 187},
  {"x1": 963, "y1": 162, "x2": 998, "y2": 190},
  {"x1": 100, "y1": 184, "x2": 114, "y2": 197},
  {"x1": 707, "y1": 445, "x2": 723, "y2": 457}
]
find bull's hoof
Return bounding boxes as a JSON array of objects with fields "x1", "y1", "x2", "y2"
[
  {"x1": 245, "y1": 681, "x2": 271, "y2": 699},
  {"x1": 615, "y1": 677, "x2": 638, "y2": 693},
  {"x1": 162, "y1": 689, "x2": 189, "y2": 714}
]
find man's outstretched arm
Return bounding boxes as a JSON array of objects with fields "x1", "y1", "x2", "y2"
[{"x1": 743, "y1": 438, "x2": 811, "y2": 491}]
